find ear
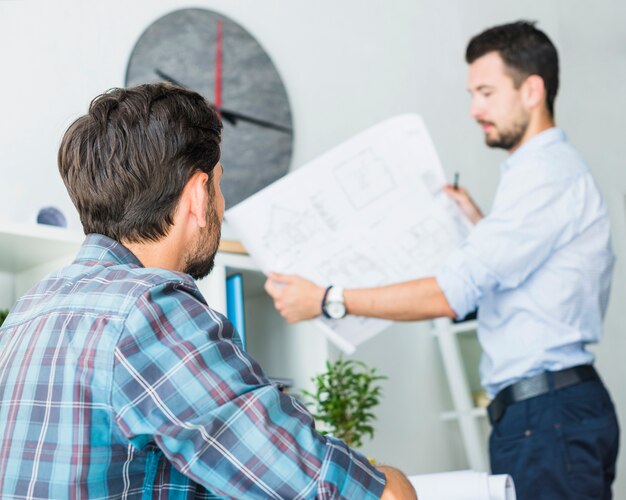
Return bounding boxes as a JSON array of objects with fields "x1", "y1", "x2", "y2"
[
  {"x1": 521, "y1": 75, "x2": 546, "y2": 111},
  {"x1": 183, "y1": 171, "x2": 209, "y2": 229}
]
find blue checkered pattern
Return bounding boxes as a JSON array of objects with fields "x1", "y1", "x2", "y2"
[{"x1": 0, "y1": 234, "x2": 385, "y2": 499}]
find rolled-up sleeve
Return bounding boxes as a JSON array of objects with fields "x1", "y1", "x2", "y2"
[
  {"x1": 111, "y1": 281, "x2": 385, "y2": 499},
  {"x1": 436, "y1": 247, "x2": 497, "y2": 319},
  {"x1": 436, "y1": 169, "x2": 583, "y2": 319}
]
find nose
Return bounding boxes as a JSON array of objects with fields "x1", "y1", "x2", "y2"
[{"x1": 469, "y1": 97, "x2": 483, "y2": 121}]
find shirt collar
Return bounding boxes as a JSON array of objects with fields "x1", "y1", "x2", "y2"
[
  {"x1": 74, "y1": 233, "x2": 144, "y2": 268},
  {"x1": 500, "y1": 127, "x2": 566, "y2": 174}
]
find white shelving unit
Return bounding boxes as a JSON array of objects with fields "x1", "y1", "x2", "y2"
[
  {"x1": 432, "y1": 317, "x2": 489, "y2": 472},
  {"x1": 0, "y1": 221, "x2": 84, "y2": 303},
  {"x1": 0, "y1": 221, "x2": 84, "y2": 273}
]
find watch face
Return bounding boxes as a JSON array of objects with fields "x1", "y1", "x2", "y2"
[
  {"x1": 125, "y1": 8, "x2": 294, "y2": 209},
  {"x1": 325, "y1": 301, "x2": 347, "y2": 320}
]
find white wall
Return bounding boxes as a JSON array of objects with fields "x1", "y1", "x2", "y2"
[
  {"x1": 0, "y1": 272, "x2": 13, "y2": 311},
  {"x1": 2, "y1": 0, "x2": 626, "y2": 491}
]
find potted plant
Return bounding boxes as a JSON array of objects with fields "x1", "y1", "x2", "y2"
[
  {"x1": 0, "y1": 309, "x2": 8, "y2": 327},
  {"x1": 303, "y1": 358, "x2": 386, "y2": 448}
]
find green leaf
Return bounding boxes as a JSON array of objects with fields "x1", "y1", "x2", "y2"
[
  {"x1": 0, "y1": 309, "x2": 9, "y2": 327},
  {"x1": 302, "y1": 356, "x2": 386, "y2": 449}
]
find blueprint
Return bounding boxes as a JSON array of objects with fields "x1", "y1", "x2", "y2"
[{"x1": 226, "y1": 114, "x2": 471, "y2": 353}]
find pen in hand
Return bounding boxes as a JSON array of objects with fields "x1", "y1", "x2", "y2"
[{"x1": 453, "y1": 172, "x2": 459, "y2": 190}]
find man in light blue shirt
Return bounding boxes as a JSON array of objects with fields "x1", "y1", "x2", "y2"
[
  {"x1": 266, "y1": 21, "x2": 619, "y2": 499},
  {"x1": 439, "y1": 125, "x2": 614, "y2": 399}
]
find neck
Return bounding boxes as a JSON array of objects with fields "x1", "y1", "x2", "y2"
[
  {"x1": 509, "y1": 109, "x2": 555, "y2": 154},
  {"x1": 122, "y1": 232, "x2": 185, "y2": 272}
]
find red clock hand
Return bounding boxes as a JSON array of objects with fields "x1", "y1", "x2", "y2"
[{"x1": 214, "y1": 18, "x2": 223, "y2": 113}]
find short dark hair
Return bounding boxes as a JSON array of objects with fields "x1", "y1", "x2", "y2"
[
  {"x1": 466, "y1": 21, "x2": 559, "y2": 116},
  {"x1": 58, "y1": 83, "x2": 222, "y2": 243}
]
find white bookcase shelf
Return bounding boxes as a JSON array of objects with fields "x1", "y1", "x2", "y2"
[
  {"x1": 448, "y1": 319, "x2": 479, "y2": 335},
  {"x1": 432, "y1": 317, "x2": 489, "y2": 471},
  {"x1": 440, "y1": 407, "x2": 487, "y2": 422},
  {"x1": 0, "y1": 221, "x2": 83, "y2": 273}
]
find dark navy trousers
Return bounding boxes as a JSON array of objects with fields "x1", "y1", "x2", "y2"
[{"x1": 489, "y1": 377, "x2": 619, "y2": 500}]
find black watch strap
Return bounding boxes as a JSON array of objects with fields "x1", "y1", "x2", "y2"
[{"x1": 321, "y1": 285, "x2": 333, "y2": 319}]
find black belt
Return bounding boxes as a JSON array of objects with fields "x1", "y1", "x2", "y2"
[{"x1": 487, "y1": 364, "x2": 599, "y2": 425}]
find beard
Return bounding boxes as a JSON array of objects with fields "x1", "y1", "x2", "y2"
[
  {"x1": 481, "y1": 113, "x2": 529, "y2": 150},
  {"x1": 183, "y1": 202, "x2": 222, "y2": 281}
]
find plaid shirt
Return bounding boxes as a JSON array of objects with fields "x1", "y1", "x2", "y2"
[{"x1": 0, "y1": 234, "x2": 385, "y2": 499}]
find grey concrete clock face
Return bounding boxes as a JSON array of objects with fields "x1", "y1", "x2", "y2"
[{"x1": 125, "y1": 8, "x2": 293, "y2": 209}]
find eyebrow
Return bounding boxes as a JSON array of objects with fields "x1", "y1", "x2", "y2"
[{"x1": 472, "y1": 85, "x2": 495, "y2": 92}]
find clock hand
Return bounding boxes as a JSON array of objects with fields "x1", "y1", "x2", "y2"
[
  {"x1": 155, "y1": 68, "x2": 235, "y2": 126},
  {"x1": 218, "y1": 108, "x2": 292, "y2": 133},
  {"x1": 155, "y1": 68, "x2": 292, "y2": 134},
  {"x1": 214, "y1": 19, "x2": 223, "y2": 111},
  {"x1": 154, "y1": 69, "x2": 185, "y2": 88}
]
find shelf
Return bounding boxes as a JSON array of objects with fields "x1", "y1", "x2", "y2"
[
  {"x1": 441, "y1": 407, "x2": 487, "y2": 422},
  {"x1": 448, "y1": 319, "x2": 478, "y2": 335},
  {"x1": 218, "y1": 239, "x2": 247, "y2": 255},
  {"x1": 0, "y1": 221, "x2": 83, "y2": 273},
  {"x1": 215, "y1": 251, "x2": 260, "y2": 272},
  {"x1": 432, "y1": 317, "x2": 488, "y2": 471},
  {"x1": 0, "y1": 221, "x2": 260, "y2": 275}
]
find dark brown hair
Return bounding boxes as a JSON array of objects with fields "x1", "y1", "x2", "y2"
[
  {"x1": 466, "y1": 21, "x2": 559, "y2": 116},
  {"x1": 58, "y1": 83, "x2": 222, "y2": 242}
]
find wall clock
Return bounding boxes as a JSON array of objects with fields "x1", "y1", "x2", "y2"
[{"x1": 125, "y1": 8, "x2": 294, "y2": 209}]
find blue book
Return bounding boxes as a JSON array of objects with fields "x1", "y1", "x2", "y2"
[{"x1": 226, "y1": 273, "x2": 246, "y2": 351}]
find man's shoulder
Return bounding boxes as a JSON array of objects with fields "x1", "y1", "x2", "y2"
[
  {"x1": 503, "y1": 141, "x2": 589, "y2": 194},
  {"x1": 114, "y1": 265, "x2": 194, "y2": 289},
  {"x1": 41, "y1": 261, "x2": 202, "y2": 317},
  {"x1": 532, "y1": 137, "x2": 590, "y2": 181},
  {"x1": 93, "y1": 264, "x2": 201, "y2": 305}
]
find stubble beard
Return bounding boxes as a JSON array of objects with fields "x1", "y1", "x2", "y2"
[
  {"x1": 483, "y1": 114, "x2": 529, "y2": 151},
  {"x1": 183, "y1": 203, "x2": 222, "y2": 281}
]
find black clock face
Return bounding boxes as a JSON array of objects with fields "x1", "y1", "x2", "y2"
[{"x1": 125, "y1": 8, "x2": 293, "y2": 209}]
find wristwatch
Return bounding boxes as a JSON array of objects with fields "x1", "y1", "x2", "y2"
[{"x1": 321, "y1": 286, "x2": 347, "y2": 319}]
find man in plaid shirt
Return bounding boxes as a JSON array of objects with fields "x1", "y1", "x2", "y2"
[{"x1": 0, "y1": 83, "x2": 415, "y2": 499}]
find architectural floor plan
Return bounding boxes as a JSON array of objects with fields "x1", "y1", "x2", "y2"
[{"x1": 226, "y1": 114, "x2": 471, "y2": 353}]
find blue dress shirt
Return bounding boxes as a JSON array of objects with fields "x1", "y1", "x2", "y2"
[{"x1": 436, "y1": 128, "x2": 614, "y2": 397}]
